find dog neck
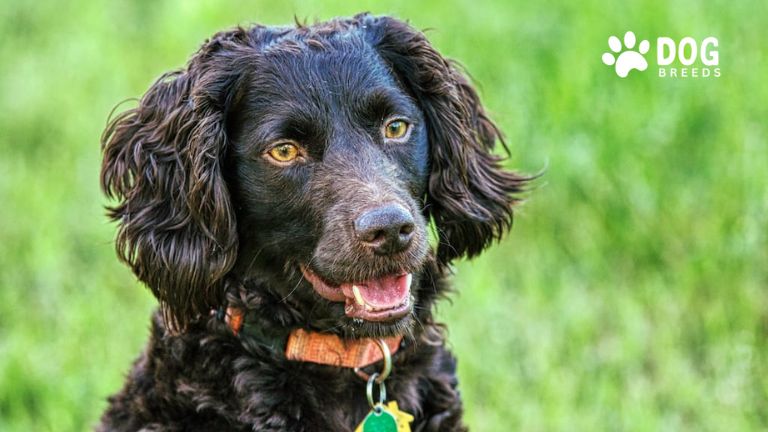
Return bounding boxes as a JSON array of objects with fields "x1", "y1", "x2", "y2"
[{"x1": 220, "y1": 306, "x2": 403, "y2": 369}]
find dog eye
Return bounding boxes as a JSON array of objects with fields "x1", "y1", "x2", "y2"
[
  {"x1": 383, "y1": 119, "x2": 410, "y2": 140},
  {"x1": 266, "y1": 142, "x2": 300, "y2": 163}
]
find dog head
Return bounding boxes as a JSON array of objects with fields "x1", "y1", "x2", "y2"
[{"x1": 101, "y1": 14, "x2": 528, "y2": 336}]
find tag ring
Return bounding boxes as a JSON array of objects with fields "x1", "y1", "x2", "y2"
[
  {"x1": 366, "y1": 372, "x2": 387, "y2": 410},
  {"x1": 354, "y1": 338, "x2": 392, "y2": 383}
]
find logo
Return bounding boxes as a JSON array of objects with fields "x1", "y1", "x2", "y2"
[
  {"x1": 601, "y1": 31, "x2": 650, "y2": 78},
  {"x1": 601, "y1": 32, "x2": 720, "y2": 78}
]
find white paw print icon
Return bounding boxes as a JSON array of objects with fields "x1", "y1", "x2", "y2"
[{"x1": 602, "y1": 31, "x2": 650, "y2": 78}]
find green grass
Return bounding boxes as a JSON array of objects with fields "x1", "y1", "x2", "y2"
[{"x1": 1, "y1": 1, "x2": 766, "y2": 430}]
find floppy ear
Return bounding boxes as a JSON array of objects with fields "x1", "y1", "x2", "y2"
[
  {"x1": 101, "y1": 29, "x2": 256, "y2": 331},
  {"x1": 362, "y1": 15, "x2": 530, "y2": 265}
]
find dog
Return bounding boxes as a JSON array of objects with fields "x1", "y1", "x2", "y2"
[{"x1": 98, "y1": 13, "x2": 528, "y2": 431}]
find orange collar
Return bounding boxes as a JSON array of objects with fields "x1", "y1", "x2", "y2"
[{"x1": 224, "y1": 307, "x2": 402, "y2": 369}]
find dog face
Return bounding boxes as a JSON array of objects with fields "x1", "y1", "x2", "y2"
[
  {"x1": 226, "y1": 40, "x2": 431, "y2": 329},
  {"x1": 101, "y1": 14, "x2": 527, "y2": 335}
]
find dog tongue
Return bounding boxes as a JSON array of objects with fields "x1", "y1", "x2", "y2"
[{"x1": 341, "y1": 273, "x2": 412, "y2": 310}]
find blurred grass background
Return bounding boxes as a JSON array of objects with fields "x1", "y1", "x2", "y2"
[{"x1": 1, "y1": 0, "x2": 766, "y2": 430}]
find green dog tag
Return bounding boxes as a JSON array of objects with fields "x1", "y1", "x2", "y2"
[
  {"x1": 355, "y1": 401, "x2": 413, "y2": 432},
  {"x1": 362, "y1": 406, "x2": 398, "y2": 432}
]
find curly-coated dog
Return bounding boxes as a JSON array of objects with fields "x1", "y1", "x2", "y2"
[{"x1": 98, "y1": 13, "x2": 528, "y2": 431}]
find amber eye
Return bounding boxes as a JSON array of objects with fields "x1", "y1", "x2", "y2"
[
  {"x1": 383, "y1": 119, "x2": 410, "y2": 140},
  {"x1": 267, "y1": 142, "x2": 300, "y2": 163}
]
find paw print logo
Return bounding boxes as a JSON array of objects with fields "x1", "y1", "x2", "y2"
[{"x1": 602, "y1": 31, "x2": 650, "y2": 78}]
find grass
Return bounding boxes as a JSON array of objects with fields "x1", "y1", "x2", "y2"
[{"x1": 1, "y1": 0, "x2": 766, "y2": 430}]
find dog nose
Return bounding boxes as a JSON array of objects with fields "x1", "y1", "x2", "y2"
[{"x1": 354, "y1": 204, "x2": 415, "y2": 255}]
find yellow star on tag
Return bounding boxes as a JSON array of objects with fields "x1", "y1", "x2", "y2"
[{"x1": 386, "y1": 401, "x2": 414, "y2": 432}]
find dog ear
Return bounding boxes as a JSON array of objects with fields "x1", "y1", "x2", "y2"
[
  {"x1": 362, "y1": 15, "x2": 530, "y2": 265},
  {"x1": 100, "y1": 29, "x2": 256, "y2": 332}
]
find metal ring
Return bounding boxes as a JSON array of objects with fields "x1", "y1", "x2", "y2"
[
  {"x1": 366, "y1": 372, "x2": 387, "y2": 409},
  {"x1": 354, "y1": 339, "x2": 392, "y2": 383}
]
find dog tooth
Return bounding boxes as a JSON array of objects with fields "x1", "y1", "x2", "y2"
[
  {"x1": 351, "y1": 285, "x2": 366, "y2": 306},
  {"x1": 405, "y1": 273, "x2": 413, "y2": 289}
]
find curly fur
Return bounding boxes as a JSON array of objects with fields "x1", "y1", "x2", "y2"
[{"x1": 99, "y1": 13, "x2": 529, "y2": 431}]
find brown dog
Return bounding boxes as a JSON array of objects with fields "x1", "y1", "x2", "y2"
[{"x1": 99, "y1": 13, "x2": 527, "y2": 431}]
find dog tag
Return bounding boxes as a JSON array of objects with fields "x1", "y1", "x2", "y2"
[
  {"x1": 355, "y1": 344, "x2": 414, "y2": 432},
  {"x1": 354, "y1": 401, "x2": 413, "y2": 432}
]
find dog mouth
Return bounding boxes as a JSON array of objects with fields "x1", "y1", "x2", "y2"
[{"x1": 300, "y1": 265, "x2": 412, "y2": 322}]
